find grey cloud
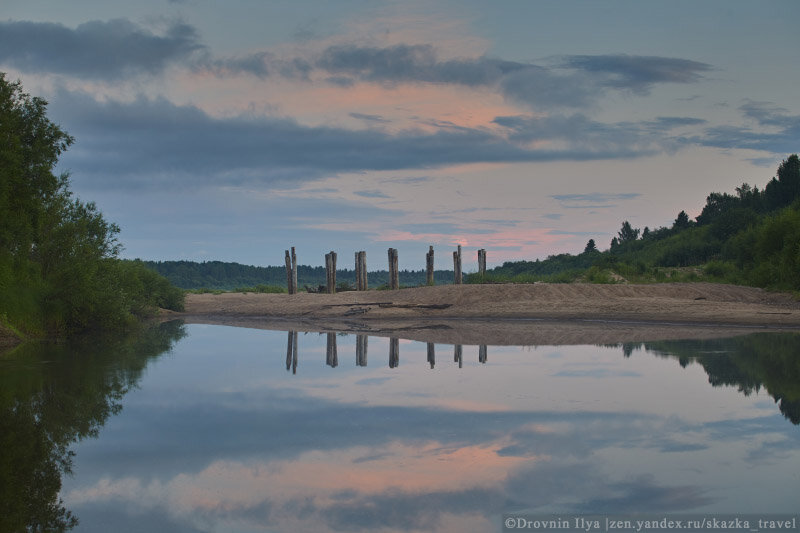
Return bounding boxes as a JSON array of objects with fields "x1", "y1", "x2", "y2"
[
  {"x1": 196, "y1": 52, "x2": 313, "y2": 80},
  {"x1": 52, "y1": 90, "x2": 685, "y2": 192},
  {"x1": 316, "y1": 45, "x2": 711, "y2": 109},
  {"x1": 0, "y1": 19, "x2": 204, "y2": 79},
  {"x1": 52, "y1": 90, "x2": 537, "y2": 190},
  {"x1": 316, "y1": 43, "x2": 595, "y2": 109},
  {"x1": 648, "y1": 116, "x2": 707, "y2": 129},
  {"x1": 494, "y1": 113, "x2": 678, "y2": 159},
  {"x1": 696, "y1": 102, "x2": 800, "y2": 155},
  {"x1": 551, "y1": 193, "x2": 641, "y2": 209},
  {"x1": 562, "y1": 54, "x2": 713, "y2": 94},
  {"x1": 349, "y1": 112, "x2": 391, "y2": 124},
  {"x1": 740, "y1": 100, "x2": 795, "y2": 127},
  {"x1": 499, "y1": 66, "x2": 596, "y2": 109},
  {"x1": 353, "y1": 189, "x2": 391, "y2": 198},
  {"x1": 317, "y1": 43, "x2": 526, "y2": 86}
]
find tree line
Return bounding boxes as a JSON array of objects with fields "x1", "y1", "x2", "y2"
[
  {"x1": 0, "y1": 74, "x2": 183, "y2": 340},
  {"x1": 479, "y1": 154, "x2": 800, "y2": 290},
  {"x1": 143, "y1": 259, "x2": 455, "y2": 291}
]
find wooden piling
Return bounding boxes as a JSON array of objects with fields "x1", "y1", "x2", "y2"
[
  {"x1": 325, "y1": 251, "x2": 337, "y2": 294},
  {"x1": 355, "y1": 251, "x2": 367, "y2": 291},
  {"x1": 388, "y1": 248, "x2": 399, "y2": 290},
  {"x1": 479, "y1": 344, "x2": 487, "y2": 364},
  {"x1": 427, "y1": 342, "x2": 435, "y2": 369},
  {"x1": 325, "y1": 253, "x2": 331, "y2": 293},
  {"x1": 361, "y1": 251, "x2": 367, "y2": 290},
  {"x1": 291, "y1": 247, "x2": 298, "y2": 295},
  {"x1": 285, "y1": 250, "x2": 294, "y2": 294},
  {"x1": 426, "y1": 246, "x2": 434, "y2": 286},
  {"x1": 453, "y1": 245, "x2": 462, "y2": 285},
  {"x1": 354, "y1": 252, "x2": 361, "y2": 290},
  {"x1": 478, "y1": 249, "x2": 486, "y2": 277},
  {"x1": 454, "y1": 344, "x2": 463, "y2": 368}
]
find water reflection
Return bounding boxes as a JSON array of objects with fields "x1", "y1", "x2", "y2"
[
  {"x1": 0, "y1": 322, "x2": 186, "y2": 533},
  {"x1": 276, "y1": 329, "x2": 799, "y2": 428},
  {"x1": 3, "y1": 324, "x2": 799, "y2": 532},
  {"x1": 285, "y1": 330, "x2": 491, "y2": 371},
  {"x1": 626, "y1": 334, "x2": 800, "y2": 425},
  {"x1": 356, "y1": 334, "x2": 368, "y2": 367}
]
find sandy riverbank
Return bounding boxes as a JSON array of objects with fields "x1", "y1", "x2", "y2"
[{"x1": 166, "y1": 283, "x2": 800, "y2": 345}]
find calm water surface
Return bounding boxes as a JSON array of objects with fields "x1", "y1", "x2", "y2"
[{"x1": 2, "y1": 321, "x2": 799, "y2": 532}]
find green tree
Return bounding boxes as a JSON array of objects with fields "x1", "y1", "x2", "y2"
[
  {"x1": 584, "y1": 239, "x2": 597, "y2": 253},
  {"x1": 0, "y1": 74, "x2": 183, "y2": 335},
  {"x1": 0, "y1": 74, "x2": 74, "y2": 262},
  {"x1": 617, "y1": 220, "x2": 640, "y2": 243},
  {"x1": 673, "y1": 210, "x2": 691, "y2": 230}
]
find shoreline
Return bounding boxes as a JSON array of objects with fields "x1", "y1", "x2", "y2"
[{"x1": 165, "y1": 282, "x2": 800, "y2": 345}]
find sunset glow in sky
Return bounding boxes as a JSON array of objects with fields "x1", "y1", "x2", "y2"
[{"x1": 2, "y1": 0, "x2": 798, "y2": 269}]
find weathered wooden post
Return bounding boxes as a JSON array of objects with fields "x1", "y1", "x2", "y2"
[
  {"x1": 453, "y1": 245, "x2": 462, "y2": 284},
  {"x1": 332, "y1": 251, "x2": 337, "y2": 293},
  {"x1": 285, "y1": 250, "x2": 294, "y2": 294},
  {"x1": 478, "y1": 249, "x2": 486, "y2": 278},
  {"x1": 426, "y1": 246, "x2": 434, "y2": 286},
  {"x1": 362, "y1": 251, "x2": 368, "y2": 290},
  {"x1": 355, "y1": 251, "x2": 367, "y2": 290},
  {"x1": 356, "y1": 334, "x2": 368, "y2": 366},
  {"x1": 389, "y1": 337, "x2": 399, "y2": 368},
  {"x1": 291, "y1": 247, "x2": 298, "y2": 295},
  {"x1": 326, "y1": 332, "x2": 338, "y2": 367},
  {"x1": 479, "y1": 344, "x2": 487, "y2": 364},
  {"x1": 325, "y1": 253, "x2": 331, "y2": 293},
  {"x1": 354, "y1": 252, "x2": 361, "y2": 290},
  {"x1": 325, "y1": 251, "x2": 337, "y2": 294},
  {"x1": 454, "y1": 344, "x2": 462, "y2": 368},
  {"x1": 427, "y1": 342, "x2": 435, "y2": 369},
  {"x1": 388, "y1": 248, "x2": 399, "y2": 289}
]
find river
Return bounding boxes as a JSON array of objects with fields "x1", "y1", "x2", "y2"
[{"x1": 1, "y1": 321, "x2": 798, "y2": 532}]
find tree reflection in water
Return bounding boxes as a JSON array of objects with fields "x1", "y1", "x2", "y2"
[
  {"x1": 0, "y1": 321, "x2": 186, "y2": 532},
  {"x1": 621, "y1": 333, "x2": 800, "y2": 425}
]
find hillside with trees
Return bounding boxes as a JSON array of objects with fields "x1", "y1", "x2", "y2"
[
  {"x1": 0, "y1": 74, "x2": 183, "y2": 341},
  {"x1": 474, "y1": 155, "x2": 800, "y2": 291}
]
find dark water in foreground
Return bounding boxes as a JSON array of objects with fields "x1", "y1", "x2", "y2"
[{"x1": 1, "y1": 322, "x2": 798, "y2": 532}]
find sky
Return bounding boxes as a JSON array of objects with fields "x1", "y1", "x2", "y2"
[{"x1": 2, "y1": 0, "x2": 799, "y2": 269}]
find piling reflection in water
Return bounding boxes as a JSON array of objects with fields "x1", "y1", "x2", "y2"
[
  {"x1": 356, "y1": 334, "x2": 368, "y2": 367},
  {"x1": 284, "y1": 331, "x2": 491, "y2": 372},
  {"x1": 326, "y1": 333, "x2": 338, "y2": 368},
  {"x1": 389, "y1": 337, "x2": 399, "y2": 368},
  {"x1": 285, "y1": 331, "x2": 298, "y2": 374}
]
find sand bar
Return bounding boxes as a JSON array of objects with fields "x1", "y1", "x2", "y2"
[{"x1": 167, "y1": 283, "x2": 800, "y2": 345}]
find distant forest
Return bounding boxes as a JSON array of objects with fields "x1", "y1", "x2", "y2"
[
  {"x1": 477, "y1": 154, "x2": 800, "y2": 291},
  {"x1": 143, "y1": 260, "x2": 455, "y2": 290}
]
